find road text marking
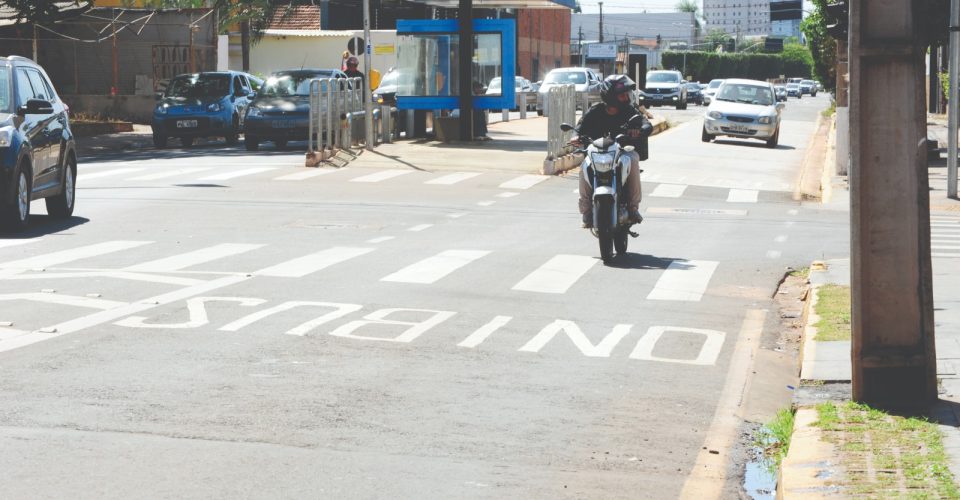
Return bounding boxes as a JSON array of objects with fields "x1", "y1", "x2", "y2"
[{"x1": 646, "y1": 260, "x2": 719, "y2": 301}]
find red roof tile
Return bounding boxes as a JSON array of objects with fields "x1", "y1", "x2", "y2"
[{"x1": 268, "y1": 5, "x2": 321, "y2": 30}]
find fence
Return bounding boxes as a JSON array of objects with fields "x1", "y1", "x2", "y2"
[
  {"x1": 308, "y1": 77, "x2": 387, "y2": 162},
  {"x1": 545, "y1": 84, "x2": 577, "y2": 161}
]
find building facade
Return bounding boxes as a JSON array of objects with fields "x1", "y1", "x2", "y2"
[
  {"x1": 703, "y1": 0, "x2": 772, "y2": 38},
  {"x1": 518, "y1": 9, "x2": 571, "y2": 81}
]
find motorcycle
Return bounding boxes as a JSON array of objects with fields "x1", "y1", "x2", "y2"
[{"x1": 560, "y1": 114, "x2": 650, "y2": 263}]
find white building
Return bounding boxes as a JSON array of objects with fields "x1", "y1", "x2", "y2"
[
  {"x1": 771, "y1": 18, "x2": 801, "y2": 39},
  {"x1": 703, "y1": 0, "x2": 772, "y2": 38}
]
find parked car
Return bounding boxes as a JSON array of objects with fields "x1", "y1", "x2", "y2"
[
  {"x1": 0, "y1": 55, "x2": 77, "y2": 231},
  {"x1": 372, "y1": 68, "x2": 400, "y2": 105},
  {"x1": 814, "y1": 80, "x2": 824, "y2": 92},
  {"x1": 685, "y1": 81, "x2": 704, "y2": 105},
  {"x1": 774, "y1": 85, "x2": 788, "y2": 102},
  {"x1": 701, "y1": 78, "x2": 784, "y2": 148},
  {"x1": 638, "y1": 70, "x2": 687, "y2": 109},
  {"x1": 152, "y1": 70, "x2": 261, "y2": 148},
  {"x1": 536, "y1": 67, "x2": 602, "y2": 115},
  {"x1": 702, "y1": 78, "x2": 724, "y2": 105},
  {"x1": 485, "y1": 76, "x2": 533, "y2": 95},
  {"x1": 800, "y1": 79, "x2": 817, "y2": 96},
  {"x1": 785, "y1": 82, "x2": 802, "y2": 98},
  {"x1": 244, "y1": 69, "x2": 350, "y2": 151}
]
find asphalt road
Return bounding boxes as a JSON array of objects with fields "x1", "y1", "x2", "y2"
[{"x1": 0, "y1": 94, "x2": 847, "y2": 498}]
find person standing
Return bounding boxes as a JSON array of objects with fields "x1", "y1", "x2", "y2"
[{"x1": 344, "y1": 56, "x2": 364, "y2": 87}]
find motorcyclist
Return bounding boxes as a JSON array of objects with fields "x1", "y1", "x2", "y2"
[{"x1": 572, "y1": 74, "x2": 651, "y2": 228}]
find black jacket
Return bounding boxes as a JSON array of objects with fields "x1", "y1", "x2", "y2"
[{"x1": 576, "y1": 103, "x2": 652, "y2": 160}]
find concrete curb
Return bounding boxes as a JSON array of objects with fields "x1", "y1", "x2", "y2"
[
  {"x1": 794, "y1": 113, "x2": 831, "y2": 202},
  {"x1": 798, "y1": 280, "x2": 821, "y2": 382},
  {"x1": 543, "y1": 116, "x2": 669, "y2": 176},
  {"x1": 777, "y1": 408, "x2": 844, "y2": 499}
]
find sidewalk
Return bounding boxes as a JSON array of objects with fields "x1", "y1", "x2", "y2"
[{"x1": 779, "y1": 115, "x2": 960, "y2": 497}]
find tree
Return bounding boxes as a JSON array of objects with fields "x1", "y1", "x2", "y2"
[
  {"x1": 800, "y1": 0, "x2": 836, "y2": 89},
  {"x1": 675, "y1": 0, "x2": 702, "y2": 39},
  {"x1": 705, "y1": 29, "x2": 731, "y2": 51},
  {"x1": 0, "y1": 0, "x2": 92, "y2": 24}
]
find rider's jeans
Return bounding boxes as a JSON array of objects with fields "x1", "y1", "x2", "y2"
[{"x1": 579, "y1": 150, "x2": 642, "y2": 215}]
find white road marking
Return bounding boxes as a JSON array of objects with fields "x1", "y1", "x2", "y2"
[
  {"x1": 448, "y1": 212, "x2": 468, "y2": 219},
  {"x1": 4, "y1": 270, "x2": 203, "y2": 286},
  {"x1": 766, "y1": 250, "x2": 782, "y2": 259},
  {"x1": 933, "y1": 253, "x2": 960, "y2": 258},
  {"x1": 0, "y1": 292, "x2": 127, "y2": 310},
  {"x1": 499, "y1": 174, "x2": 547, "y2": 190},
  {"x1": 788, "y1": 209, "x2": 799, "y2": 215},
  {"x1": 931, "y1": 227, "x2": 960, "y2": 233},
  {"x1": 0, "y1": 240, "x2": 152, "y2": 270},
  {"x1": 426, "y1": 172, "x2": 481, "y2": 185},
  {"x1": 77, "y1": 167, "x2": 146, "y2": 181},
  {"x1": 0, "y1": 238, "x2": 41, "y2": 249},
  {"x1": 774, "y1": 235, "x2": 788, "y2": 243},
  {"x1": 512, "y1": 255, "x2": 597, "y2": 294},
  {"x1": 367, "y1": 236, "x2": 395, "y2": 244},
  {"x1": 477, "y1": 200, "x2": 496, "y2": 206},
  {"x1": 726, "y1": 189, "x2": 759, "y2": 203},
  {"x1": 198, "y1": 167, "x2": 277, "y2": 181},
  {"x1": 629, "y1": 326, "x2": 726, "y2": 365},
  {"x1": 127, "y1": 167, "x2": 213, "y2": 181},
  {"x1": 408, "y1": 224, "x2": 433, "y2": 232},
  {"x1": 933, "y1": 234, "x2": 960, "y2": 239},
  {"x1": 458, "y1": 315, "x2": 512, "y2": 348},
  {"x1": 496, "y1": 192, "x2": 520, "y2": 198},
  {"x1": 381, "y1": 250, "x2": 490, "y2": 284},
  {"x1": 932, "y1": 245, "x2": 960, "y2": 250},
  {"x1": 646, "y1": 260, "x2": 719, "y2": 301},
  {"x1": 254, "y1": 247, "x2": 374, "y2": 277},
  {"x1": 350, "y1": 169, "x2": 411, "y2": 183},
  {"x1": 274, "y1": 168, "x2": 337, "y2": 181},
  {"x1": 931, "y1": 223, "x2": 960, "y2": 227},
  {"x1": 123, "y1": 243, "x2": 264, "y2": 272},
  {"x1": 650, "y1": 184, "x2": 687, "y2": 198},
  {"x1": 519, "y1": 320, "x2": 633, "y2": 357}
]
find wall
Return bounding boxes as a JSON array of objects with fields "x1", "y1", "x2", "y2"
[
  {"x1": 517, "y1": 9, "x2": 571, "y2": 82},
  {"x1": 231, "y1": 30, "x2": 397, "y2": 78},
  {"x1": 61, "y1": 94, "x2": 155, "y2": 123}
]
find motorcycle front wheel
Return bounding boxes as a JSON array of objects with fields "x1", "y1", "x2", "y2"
[
  {"x1": 596, "y1": 197, "x2": 615, "y2": 263},
  {"x1": 614, "y1": 227, "x2": 629, "y2": 256}
]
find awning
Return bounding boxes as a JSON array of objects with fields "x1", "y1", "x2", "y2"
[{"x1": 400, "y1": 0, "x2": 575, "y2": 9}]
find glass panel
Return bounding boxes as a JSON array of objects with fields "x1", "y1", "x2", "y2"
[
  {"x1": 15, "y1": 68, "x2": 34, "y2": 106},
  {"x1": 397, "y1": 34, "x2": 460, "y2": 97},
  {"x1": 474, "y1": 33, "x2": 502, "y2": 96},
  {"x1": 0, "y1": 67, "x2": 11, "y2": 113}
]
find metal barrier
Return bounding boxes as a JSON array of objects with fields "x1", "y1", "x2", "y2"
[
  {"x1": 500, "y1": 91, "x2": 538, "y2": 122},
  {"x1": 308, "y1": 76, "x2": 377, "y2": 160},
  {"x1": 545, "y1": 84, "x2": 577, "y2": 161}
]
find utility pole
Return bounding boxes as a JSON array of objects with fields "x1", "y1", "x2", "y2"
[
  {"x1": 362, "y1": 0, "x2": 374, "y2": 150},
  {"x1": 598, "y1": 1, "x2": 604, "y2": 75},
  {"x1": 458, "y1": 0, "x2": 474, "y2": 141},
  {"x1": 578, "y1": 26, "x2": 584, "y2": 66},
  {"x1": 949, "y1": 0, "x2": 959, "y2": 198},
  {"x1": 849, "y1": 0, "x2": 938, "y2": 408}
]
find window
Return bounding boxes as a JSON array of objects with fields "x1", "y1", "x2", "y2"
[
  {"x1": 0, "y1": 67, "x2": 11, "y2": 113},
  {"x1": 15, "y1": 68, "x2": 34, "y2": 106}
]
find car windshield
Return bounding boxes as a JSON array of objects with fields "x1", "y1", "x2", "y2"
[
  {"x1": 377, "y1": 71, "x2": 399, "y2": 89},
  {"x1": 647, "y1": 72, "x2": 680, "y2": 83},
  {"x1": 801, "y1": 80, "x2": 814, "y2": 85},
  {"x1": 715, "y1": 84, "x2": 774, "y2": 106},
  {"x1": 544, "y1": 71, "x2": 587, "y2": 84},
  {"x1": 260, "y1": 72, "x2": 335, "y2": 97},
  {"x1": 708, "y1": 80, "x2": 724, "y2": 89},
  {"x1": 488, "y1": 78, "x2": 502, "y2": 90},
  {"x1": 0, "y1": 67, "x2": 10, "y2": 113},
  {"x1": 165, "y1": 74, "x2": 230, "y2": 98}
]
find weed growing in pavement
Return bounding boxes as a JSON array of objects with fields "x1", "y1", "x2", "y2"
[
  {"x1": 755, "y1": 407, "x2": 796, "y2": 473},
  {"x1": 788, "y1": 266, "x2": 810, "y2": 280},
  {"x1": 821, "y1": 101, "x2": 836, "y2": 118},
  {"x1": 814, "y1": 401, "x2": 960, "y2": 498},
  {"x1": 813, "y1": 284, "x2": 851, "y2": 341}
]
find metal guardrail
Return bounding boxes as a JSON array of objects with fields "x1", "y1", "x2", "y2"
[
  {"x1": 308, "y1": 76, "x2": 378, "y2": 157},
  {"x1": 546, "y1": 84, "x2": 577, "y2": 161},
  {"x1": 500, "y1": 91, "x2": 538, "y2": 122}
]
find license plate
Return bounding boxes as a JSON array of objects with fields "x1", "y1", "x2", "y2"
[
  {"x1": 652, "y1": 94, "x2": 662, "y2": 100},
  {"x1": 729, "y1": 125, "x2": 751, "y2": 133},
  {"x1": 271, "y1": 120, "x2": 295, "y2": 129},
  {"x1": 176, "y1": 120, "x2": 198, "y2": 128}
]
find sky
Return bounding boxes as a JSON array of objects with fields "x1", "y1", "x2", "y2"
[{"x1": 577, "y1": 0, "x2": 815, "y2": 15}]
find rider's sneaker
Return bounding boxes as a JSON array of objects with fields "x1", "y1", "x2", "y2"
[
  {"x1": 628, "y1": 210, "x2": 643, "y2": 224},
  {"x1": 581, "y1": 212, "x2": 593, "y2": 228}
]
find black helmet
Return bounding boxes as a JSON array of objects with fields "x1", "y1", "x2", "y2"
[{"x1": 600, "y1": 74, "x2": 637, "y2": 108}]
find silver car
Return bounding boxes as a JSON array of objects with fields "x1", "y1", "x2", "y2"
[
  {"x1": 702, "y1": 78, "x2": 724, "y2": 105},
  {"x1": 701, "y1": 78, "x2": 784, "y2": 148},
  {"x1": 536, "y1": 67, "x2": 602, "y2": 115}
]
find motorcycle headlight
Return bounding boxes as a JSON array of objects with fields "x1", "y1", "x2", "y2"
[
  {"x1": 758, "y1": 116, "x2": 773, "y2": 124},
  {"x1": 247, "y1": 106, "x2": 261, "y2": 118},
  {"x1": 708, "y1": 111, "x2": 723, "y2": 119},
  {"x1": 207, "y1": 102, "x2": 221, "y2": 112},
  {"x1": 0, "y1": 126, "x2": 13, "y2": 148},
  {"x1": 591, "y1": 152, "x2": 616, "y2": 173}
]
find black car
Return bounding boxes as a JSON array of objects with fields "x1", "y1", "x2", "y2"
[
  {"x1": 685, "y1": 82, "x2": 704, "y2": 105},
  {"x1": 0, "y1": 55, "x2": 77, "y2": 231},
  {"x1": 243, "y1": 69, "x2": 349, "y2": 151}
]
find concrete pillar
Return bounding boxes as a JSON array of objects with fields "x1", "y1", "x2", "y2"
[
  {"x1": 836, "y1": 40, "x2": 850, "y2": 176},
  {"x1": 849, "y1": 0, "x2": 938, "y2": 408}
]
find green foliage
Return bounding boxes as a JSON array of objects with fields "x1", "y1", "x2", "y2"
[
  {"x1": 661, "y1": 49, "x2": 812, "y2": 83},
  {"x1": 940, "y1": 71, "x2": 950, "y2": 102},
  {"x1": 704, "y1": 29, "x2": 731, "y2": 51},
  {"x1": 801, "y1": 0, "x2": 836, "y2": 90},
  {"x1": 0, "y1": 0, "x2": 91, "y2": 24}
]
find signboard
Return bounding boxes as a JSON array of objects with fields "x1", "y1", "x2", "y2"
[
  {"x1": 374, "y1": 44, "x2": 395, "y2": 55},
  {"x1": 586, "y1": 43, "x2": 617, "y2": 59}
]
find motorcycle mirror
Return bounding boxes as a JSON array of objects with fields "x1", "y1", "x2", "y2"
[
  {"x1": 560, "y1": 123, "x2": 574, "y2": 132},
  {"x1": 623, "y1": 145, "x2": 636, "y2": 152},
  {"x1": 615, "y1": 133, "x2": 629, "y2": 146}
]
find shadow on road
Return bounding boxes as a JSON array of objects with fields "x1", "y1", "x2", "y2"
[
  {"x1": 8, "y1": 215, "x2": 91, "y2": 236},
  {"x1": 606, "y1": 254, "x2": 690, "y2": 270},
  {"x1": 712, "y1": 139, "x2": 797, "y2": 151}
]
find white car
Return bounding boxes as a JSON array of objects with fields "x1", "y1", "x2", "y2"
[
  {"x1": 536, "y1": 67, "x2": 602, "y2": 115},
  {"x1": 486, "y1": 76, "x2": 533, "y2": 95},
  {"x1": 702, "y1": 78, "x2": 724, "y2": 105},
  {"x1": 701, "y1": 78, "x2": 784, "y2": 148}
]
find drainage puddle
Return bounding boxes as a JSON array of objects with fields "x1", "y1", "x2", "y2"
[{"x1": 743, "y1": 446, "x2": 778, "y2": 499}]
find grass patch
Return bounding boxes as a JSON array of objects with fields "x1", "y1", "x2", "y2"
[
  {"x1": 821, "y1": 100, "x2": 836, "y2": 117},
  {"x1": 789, "y1": 266, "x2": 810, "y2": 279},
  {"x1": 814, "y1": 401, "x2": 960, "y2": 498},
  {"x1": 813, "y1": 284, "x2": 851, "y2": 341},
  {"x1": 755, "y1": 407, "x2": 796, "y2": 472}
]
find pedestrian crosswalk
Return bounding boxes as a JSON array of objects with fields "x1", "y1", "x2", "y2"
[
  {"x1": 0, "y1": 239, "x2": 720, "y2": 302},
  {"x1": 932, "y1": 214, "x2": 960, "y2": 258},
  {"x1": 75, "y1": 164, "x2": 791, "y2": 205}
]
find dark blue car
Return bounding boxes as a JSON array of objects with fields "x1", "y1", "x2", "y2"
[{"x1": 152, "y1": 71, "x2": 262, "y2": 148}]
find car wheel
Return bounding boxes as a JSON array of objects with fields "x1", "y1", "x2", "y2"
[
  {"x1": 766, "y1": 127, "x2": 780, "y2": 148},
  {"x1": 245, "y1": 136, "x2": 260, "y2": 151},
  {"x1": 181, "y1": 137, "x2": 194, "y2": 147},
  {"x1": 46, "y1": 154, "x2": 76, "y2": 218},
  {"x1": 225, "y1": 116, "x2": 240, "y2": 146},
  {"x1": 537, "y1": 109, "x2": 543, "y2": 116},
  {"x1": 274, "y1": 139, "x2": 288, "y2": 149},
  {"x1": 701, "y1": 127, "x2": 714, "y2": 143},
  {"x1": 153, "y1": 133, "x2": 167, "y2": 149},
  {"x1": 1, "y1": 162, "x2": 31, "y2": 231}
]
